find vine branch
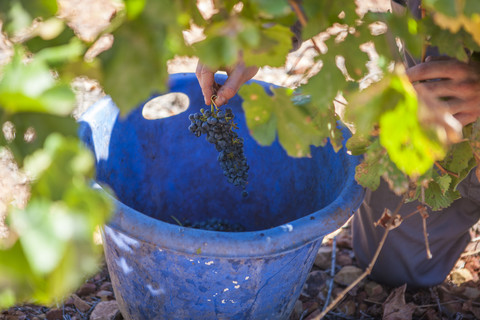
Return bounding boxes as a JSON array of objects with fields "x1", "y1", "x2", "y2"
[
  {"x1": 313, "y1": 195, "x2": 407, "y2": 320},
  {"x1": 288, "y1": 0, "x2": 322, "y2": 54}
]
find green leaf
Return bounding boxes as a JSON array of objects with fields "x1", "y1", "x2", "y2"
[
  {"x1": 346, "y1": 134, "x2": 371, "y2": 156},
  {"x1": 0, "y1": 46, "x2": 76, "y2": 116},
  {"x1": 239, "y1": 83, "x2": 277, "y2": 146},
  {"x1": 345, "y1": 74, "x2": 400, "y2": 135},
  {"x1": 0, "y1": 289, "x2": 16, "y2": 309},
  {"x1": 1, "y1": 133, "x2": 112, "y2": 304},
  {"x1": 423, "y1": 0, "x2": 458, "y2": 17},
  {"x1": 194, "y1": 34, "x2": 240, "y2": 69},
  {"x1": 240, "y1": 83, "x2": 326, "y2": 157},
  {"x1": 6, "y1": 112, "x2": 78, "y2": 165},
  {"x1": 24, "y1": 134, "x2": 94, "y2": 200},
  {"x1": 302, "y1": 0, "x2": 358, "y2": 39},
  {"x1": 9, "y1": 199, "x2": 70, "y2": 274},
  {"x1": 124, "y1": 0, "x2": 147, "y2": 20},
  {"x1": 379, "y1": 89, "x2": 445, "y2": 177},
  {"x1": 302, "y1": 51, "x2": 347, "y2": 111},
  {"x1": 354, "y1": 140, "x2": 385, "y2": 191},
  {"x1": 464, "y1": 0, "x2": 480, "y2": 17},
  {"x1": 443, "y1": 141, "x2": 473, "y2": 174},
  {"x1": 423, "y1": 180, "x2": 459, "y2": 210},
  {"x1": 436, "y1": 174, "x2": 452, "y2": 194},
  {"x1": 420, "y1": 15, "x2": 480, "y2": 62},
  {"x1": 100, "y1": 19, "x2": 168, "y2": 115},
  {"x1": 243, "y1": 24, "x2": 293, "y2": 67},
  {"x1": 100, "y1": 0, "x2": 192, "y2": 115},
  {"x1": 250, "y1": 0, "x2": 291, "y2": 18}
]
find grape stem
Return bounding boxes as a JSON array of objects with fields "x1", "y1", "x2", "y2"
[
  {"x1": 288, "y1": 0, "x2": 323, "y2": 55},
  {"x1": 434, "y1": 161, "x2": 459, "y2": 178}
]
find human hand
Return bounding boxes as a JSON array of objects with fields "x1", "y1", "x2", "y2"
[
  {"x1": 195, "y1": 60, "x2": 258, "y2": 107},
  {"x1": 407, "y1": 57, "x2": 480, "y2": 126}
]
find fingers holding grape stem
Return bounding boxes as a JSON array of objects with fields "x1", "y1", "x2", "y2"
[{"x1": 188, "y1": 95, "x2": 249, "y2": 197}]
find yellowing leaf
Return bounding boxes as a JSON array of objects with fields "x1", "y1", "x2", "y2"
[{"x1": 433, "y1": 12, "x2": 480, "y2": 46}]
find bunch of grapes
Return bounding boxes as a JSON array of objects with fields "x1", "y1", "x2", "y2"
[{"x1": 188, "y1": 103, "x2": 249, "y2": 196}]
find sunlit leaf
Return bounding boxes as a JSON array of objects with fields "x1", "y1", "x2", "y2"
[
  {"x1": 240, "y1": 83, "x2": 326, "y2": 157},
  {"x1": 0, "y1": 46, "x2": 76, "y2": 116}
]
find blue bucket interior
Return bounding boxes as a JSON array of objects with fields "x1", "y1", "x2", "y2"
[{"x1": 80, "y1": 73, "x2": 353, "y2": 232}]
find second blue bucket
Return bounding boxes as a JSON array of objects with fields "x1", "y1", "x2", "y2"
[{"x1": 79, "y1": 73, "x2": 364, "y2": 319}]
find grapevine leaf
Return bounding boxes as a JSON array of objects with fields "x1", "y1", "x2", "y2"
[
  {"x1": 469, "y1": 119, "x2": 480, "y2": 180},
  {"x1": 124, "y1": 0, "x2": 147, "y2": 20},
  {"x1": 99, "y1": 0, "x2": 193, "y2": 115},
  {"x1": 301, "y1": 50, "x2": 347, "y2": 111},
  {"x1": 464, "y1": 0, "x2": 480, "y2": 17},
  {"x1": 333, "y1": 33, "x2": 370, "y2": 81},
  {"x1": 3, "y1": 133, "x2": 112, "y2": 305},
  {"x1": 250, "y1": 0, "x2": 291, "y2": 18},
  {"x1": 423, "y1": 180, "x2": 459, "y2": 211},
  {"x1": 243, "y1": 24, "x2": 293, "y2": 67},
  {"x1": 99, "y1": 19, "x2": 168, "y2": 115},
  {"x1": 420, "y1": 15, "x2": 472, "y2": 61},
  {"x1": 442, "y1": 141, "x2": 473, "y2": 174},
  {"x1": 0, "y1": 0, "x2": 57, "y2": 34},
  {"x1": 9, "y1": 199, "x2": 68, "y2": 275},
  {"x1": 354, "y1": 140, "x2": 385, "y2": 191},
  {"x1": 301, "y1": 0, "x2": 358, "y2": 39},
  {"x1": 194, "y1": 34, "x2": 239, "y2": 68},
  {"x1": 240, "y1": 83, "x2": 325, "y2": 157},
  {"x1": 432, "y1": 12, "x2": 480, "y2": 46},
  {"x1": 379, "y1": 90, "x2": 445, "y2": 177},
  {"x1": 6, "y1": 113, "x2": 78, "y2": 165},
  {"x1": 345, "y1": 73, "x2": 400, "y2": 135},
  {"x1": 293, "y1": 94, "x2": 343, "y2": 151},
  {"x1": 0, "y1": 46, "x2": 76, "y2": 116},
  {"x1": 239, "y1": 83, "x2": 277, "y2": 146},
  {"x1": 423, "y1": 0, "x2": 457, "y2": 17},
  {"x1": 382, "y1": 157, "x2": 410, "y2": 195},
  {"x1": 436, "y1": 174, "x2": 452, "y2": 194},
  {"x1": 346, "y1": 133, "x2": 371, "y2": 156}
]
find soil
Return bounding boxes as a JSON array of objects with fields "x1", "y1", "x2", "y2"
[{"x1": 2, "y1": 221, "x2": 480, "y2": 320}]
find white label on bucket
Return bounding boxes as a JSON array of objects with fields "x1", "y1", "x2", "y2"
[
  {"x1": 117, "y1": 257, "x2": 133, "y2": 274},
  {"x1": 147, "y1": 284, "x2": 165, "y2": 296}
]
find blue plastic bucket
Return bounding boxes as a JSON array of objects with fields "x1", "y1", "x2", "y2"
[{"x1": 79, "y1": 73, "x2": 364, "y2": 320}]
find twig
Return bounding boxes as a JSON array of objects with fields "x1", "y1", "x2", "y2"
[
  {"x1": 460, "y1": 246, "x2": 480, "y2": 257},
  {"x1": 299, "y1": 308, "x2": 310, "y2": 320},
  {"x1": 419, "y1": 188, "x2": 433, "y2": 260},
  {"x1": 288, "y1": 0, "x2": 322, "y2": 55},
  {"x1": 430, "y1": 287, "x2": 444, "y2": 316},
  {"x1": 286, "y1": 45, "x2": 315, "y2": 75},
  {"x1": 434, "y1": 161, "x2": 460, "y2": 178},
  {"x1": 312, "y1": 195, "x2": 407, "y2": 319},
  {"x1": 323, "y1": 236, "x2": 337, "y2": 311},
  {"x1": 364, "y1": 298, "x2": 465, "y2": 309},
  {"x1": 399, "y1": 207, "x2": 423, "y2": 221},
  {"x1": 170, "y1": 215, "x2": 183, "y2": 226},
  {"x1": 421, "y1": 211, "x2": 433, "y2": 259},
  {"x1": 334, "y1": 98, "x2": 347, "y2": 106}
]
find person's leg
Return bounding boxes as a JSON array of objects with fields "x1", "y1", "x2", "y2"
[{"x1": 352, "y1": 170, "x2": 480, "y2": 288}]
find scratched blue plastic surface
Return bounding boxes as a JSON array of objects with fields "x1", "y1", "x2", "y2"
[{"x1": 78, "y1": 73, "x2": 364, "y2": 320}]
